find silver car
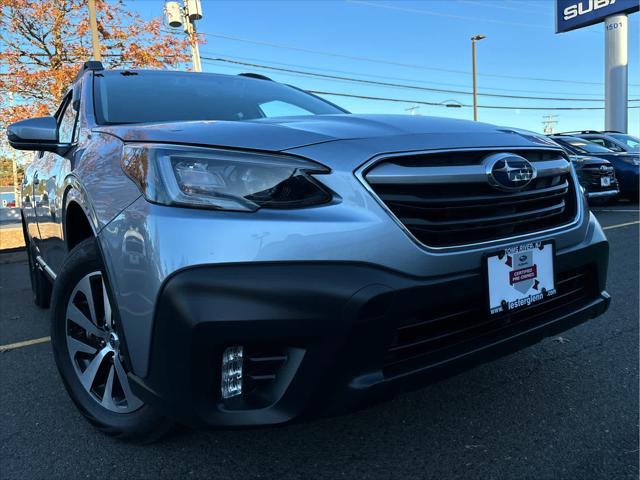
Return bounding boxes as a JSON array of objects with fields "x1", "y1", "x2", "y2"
[{"x1": 7, "y1": 62, "x2": 610, "y2": 441}]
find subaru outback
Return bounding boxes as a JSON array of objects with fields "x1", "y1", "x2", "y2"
[{"x1": 7, "y1": 62, "x2": 610, "y2": 441}]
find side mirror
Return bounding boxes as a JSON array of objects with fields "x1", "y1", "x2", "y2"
[{"x1": 6, "y1": 116, "x2": 69, "y2": 154}]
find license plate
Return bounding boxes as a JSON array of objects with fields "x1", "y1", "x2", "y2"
[
  {"x1": 601, "y1": 176, "x2": 611, "y2": 187},
  {"x1": 486, "y1": 241, "x2": 556, "y2": 315}
]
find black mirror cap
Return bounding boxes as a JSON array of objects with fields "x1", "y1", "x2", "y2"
[{"x1": 6, "y1": 116, "x2": 69, "y2": 154}]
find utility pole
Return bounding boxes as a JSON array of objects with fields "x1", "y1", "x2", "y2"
[
  {"x1": 165, "y1": 0, "x2": 203, "y2": 72},
  {"x1": 542, "y1": 114, "x2": 559, "y2": 135},
  {"x1": 8, "y1": 93, "x2": 20, "y2": 208},
  {"x1": 471, "y1": 34, "x2": 486, "y2": 122},
  {"x1": 87, "y1": 0, "x2": 102, "y2": 61}
]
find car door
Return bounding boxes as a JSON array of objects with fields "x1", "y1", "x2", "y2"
[
  {"x1": 21, "y1": 153, "x2": 43, "y2": 245},
  {"x1": 35, "y1": 93, "x2": 78, "y2": 272}
]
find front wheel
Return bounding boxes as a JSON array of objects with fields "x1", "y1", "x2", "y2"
[{"x1": 50, "y1": 237, "x2": 172, "y2": 442}]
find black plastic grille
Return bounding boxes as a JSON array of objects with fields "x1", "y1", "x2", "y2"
[
  {"x1": 243, "y1": 347, "x2": 288, "y2": 396},
  {"x1": 365, "y1": 150, "x2": 579, "y2": 247},
  {"x1": 383, "y1": 266, "x2": 596, "y2": 377},
  {"x1": 577, "y1": 166, "x2": 618, "y2": 193}
]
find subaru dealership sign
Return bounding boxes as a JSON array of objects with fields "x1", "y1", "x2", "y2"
[{"x1": 555, "y1": 0, "x2": 639, "y2": 33}]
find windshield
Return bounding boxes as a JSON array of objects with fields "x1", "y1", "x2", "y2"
[
  {"x1": 556, "y1": 137, "x2": 613, "y2": 154},
  {"x1": 610, "y1": 133, "x2": 640, "y2": 151},
  {"x1": 93, "y1": 70, "x2": 346, "y2": 125}
]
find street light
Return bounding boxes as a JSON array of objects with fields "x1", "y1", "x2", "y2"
[
  {"x1": 471, "y1": 34, "x2": 486, "y2": 121},
  {"x1": 165, "y1": 0, "x2": 203, "y2": 72}
]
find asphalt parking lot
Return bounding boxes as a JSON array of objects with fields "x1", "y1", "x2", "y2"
[{"x1": 0, "y1": 205, "x2": 638, "y2": 480}]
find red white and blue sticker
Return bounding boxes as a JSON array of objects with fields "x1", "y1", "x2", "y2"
[{"x1": 487, "y1": 241, "x2": 556, "y2": 315}]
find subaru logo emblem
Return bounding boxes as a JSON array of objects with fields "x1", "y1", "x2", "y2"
[{"x1": 483, "y1": 153, "x2": 537, "y2": 191}]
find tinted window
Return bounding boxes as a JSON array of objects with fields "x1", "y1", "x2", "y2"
[
  {"x1": 588, "y1": 138, "x2": 606, "y2": 147},
  {"x1": 94, "y1": 71, "x2": 345, "y2": 124},
  {"x1": 58, "y1": 97, "x2": 78, "y2": 143},
  {"x1": 587, "y1": 136, "x2": 624, "y2": 152},
  {"x1": 610, "y1": 134, "x2": 640, "y2": 151},
  {"x1": 557, "y1": 137, "x2": 613, "y2": 154},
  {"x1": 259, "y1": 100, "x2": 313, "y2": 118}
]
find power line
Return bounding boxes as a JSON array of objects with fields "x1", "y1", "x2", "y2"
[
  {"x1": 201, "y1": 32, "x2": 640, "y2": 87},
  {"x1": 347, "y1": 0, "x2": 550, "y2": 29},
  {"x1": 200, "y1": 50, "x2": 608, "y2": 97},
  {"x1": 307, "y1": 90, "x2": 640, "y2": 110},
  {"x1": 457, "y1": 0, "x2": 543, "y2": 13},
  {"x1": 201, "y1": 56, "x2": 640, "y2": 103}
]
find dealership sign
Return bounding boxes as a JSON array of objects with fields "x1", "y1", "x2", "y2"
[{"x1": 555, "y1": 0, "x2": 639, "y2": 33}]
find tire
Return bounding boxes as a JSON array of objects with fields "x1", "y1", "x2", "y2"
[
  {"x1": 22, "y1": 218, "x2": 52, "y2": 309},
  {"x1": 50, "y1": 237, "x2": 173, "y2": 442}
]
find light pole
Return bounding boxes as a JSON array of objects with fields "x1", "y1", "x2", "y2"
[
  {"x1": 165, "y1": 0, "x2": 203, "y2": 72},
  {"x1": 471, "y1": 34, "x2": 486, "y2": 121}
]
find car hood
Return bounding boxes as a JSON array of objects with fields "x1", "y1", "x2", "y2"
[
  {"x1": 93, "y1": 114, "x2": 558, "y2": 153},
  {"x1": 570, "y1": 155, "x2": 611, "y2": 168},
  {"x1": 581, "y1": 151, "x2": 638, "y2": 163}
]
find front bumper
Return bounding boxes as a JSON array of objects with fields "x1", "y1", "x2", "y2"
[
  {"x1": 129, "y1": 239, "x2": 609, "y2": 428},
  {"x1": 587, "y1": 189, "x2": 619, "y2": 199}
]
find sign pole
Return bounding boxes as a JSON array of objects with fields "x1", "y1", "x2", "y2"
[{"x1": 604, "y1": 14, "x2": 628, "y2": 133}]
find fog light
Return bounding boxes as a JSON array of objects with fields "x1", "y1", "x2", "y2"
[{"x1": 221, "y1": 346, "x2": 243, "y2": 399}]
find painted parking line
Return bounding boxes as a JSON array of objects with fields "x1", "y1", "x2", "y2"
[
  {"x1": 0, "y1": 336, "x2": 51, "y2": 353},
  {"x1": 593, "y1": 209, "x2": 640, "y2": 213},
  {"x1": 603, "y1": 220, "x2": 640, "y2": 231}
]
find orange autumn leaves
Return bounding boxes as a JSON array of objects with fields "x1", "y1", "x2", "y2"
[{"x1": 0, "y1": 0, "x2": 192, "y2": 126}]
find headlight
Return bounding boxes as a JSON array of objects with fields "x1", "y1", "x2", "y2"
[{"x1": 122, "y1": 144, "x2": 332, "y2": 212}]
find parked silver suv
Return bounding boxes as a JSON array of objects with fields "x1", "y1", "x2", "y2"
[{"x1": 7, "y1": 62, "x2": 610, "y2": 441}]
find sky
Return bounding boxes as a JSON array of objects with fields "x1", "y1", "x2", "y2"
[{"x1": 129, "y1": 0, "x2": 640, "y2": 135}]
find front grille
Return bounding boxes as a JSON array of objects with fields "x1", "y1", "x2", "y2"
[
  {"x1": 364, "y1": 149, "x2": 579, "y2": 247},
  {"x1": 578, "y1": 166, "x2": 618, "y2": 193},
  {"x1": 383, "y1": 266, "x2": 596, "y2": 377}
]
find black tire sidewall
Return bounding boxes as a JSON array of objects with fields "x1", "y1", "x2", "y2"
[{"x1": 50, "y1": 237, "x2": 169, "y2": 440}]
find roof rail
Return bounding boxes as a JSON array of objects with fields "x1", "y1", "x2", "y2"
[
  {"x1": 555, "y1": 130, "x2": 601, "y2": 135},
  {"x1": 238, "y1": 72, "x2": 273, "y2": 81},
  {"x1": 75, "y1": 60, "x2": 104, "y2": 81},
  {"x1": 602, "y1": 130, "x2": 622, "y2": 133}
]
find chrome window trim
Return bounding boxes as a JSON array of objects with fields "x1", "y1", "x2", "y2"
[{"x1": 354, "y1": 146, "x2": 584, "y2": 253}]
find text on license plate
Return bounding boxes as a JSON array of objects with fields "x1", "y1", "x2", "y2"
[{"x1": 486, "y1": 241, "x2": 556, "y2": 315}]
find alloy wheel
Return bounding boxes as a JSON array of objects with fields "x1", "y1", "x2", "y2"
[{"x1": 65, "y1": 271, "x2": 142, "y2": 413}]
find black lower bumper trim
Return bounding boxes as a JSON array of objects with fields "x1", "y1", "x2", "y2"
[{"x1": 130, "y1": 240, "x2": 609, "y2": 427}]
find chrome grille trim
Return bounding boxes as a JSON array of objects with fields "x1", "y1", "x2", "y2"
[
  {"x1": 366, "y1": 158, "x2": 570, "y2": 185},
  {"x1": 355, "y1": 147, "x2": 583, "y2": 251}
]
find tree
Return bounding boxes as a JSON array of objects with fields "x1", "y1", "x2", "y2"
[
  {"x1": 0, "y1": 157, "x2": 24, "y2": 186},
  {"x1": 0, "y1": 0, "x2": 192, "y2": 127}
]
